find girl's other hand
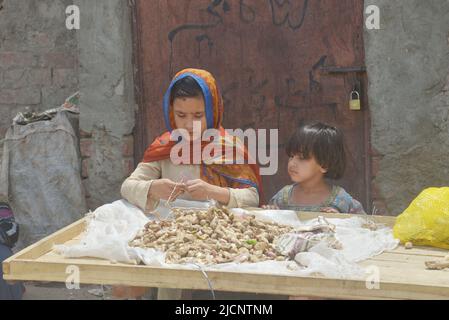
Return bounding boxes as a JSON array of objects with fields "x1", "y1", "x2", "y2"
[
  {"x1": 185, "y1": 179, "x2": 214, "y2": 201},
  {"x1": 149, "y1": 178, "x2": 186, "y2": 201},
  {"x1": 185, "y1": 179, "x2": 230, "y2": 204}
]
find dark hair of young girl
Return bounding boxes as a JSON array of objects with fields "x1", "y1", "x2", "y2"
[
  {"x1": 170, "y1": 76, "x2": 204, "y2": 105},
  {"x1": 286, "y1": 122, "x2": 346, "y2": 180}
]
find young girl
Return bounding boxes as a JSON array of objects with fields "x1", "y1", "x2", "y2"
[
  {"x1": 121, "y1": 68, "x2": 262, "y2": 214},
  {"x1": 265, "y1": 122, "x2": 365, "y2": 214},
  {"x1": 119, "y1": 68, "x2": 262, "y2": 299}
]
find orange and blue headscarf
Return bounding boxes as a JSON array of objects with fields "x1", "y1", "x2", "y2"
[{"x1": 142, "y1": 68, "x2": 263, "y2": 204}]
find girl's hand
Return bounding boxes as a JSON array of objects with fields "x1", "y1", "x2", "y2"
[
  {"x1": 320, "y1": 207, "x2": 339, "y2": 213},
  {"x1": 149, "y1": 178, "x2": 186, "y2": 201},
  {"x1": 261, "y1": 204, "x2": 280, "y2": 210},
  {"x1": 185, "y1": 179, "x2": 230, "y2": 204},
  {"x1": 185, "y1": 179, "x2": 215, "y2": 201}
]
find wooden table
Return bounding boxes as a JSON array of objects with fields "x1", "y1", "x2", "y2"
[{"x1": 3, "y1": 211, "x2": 449, "y2": 299}]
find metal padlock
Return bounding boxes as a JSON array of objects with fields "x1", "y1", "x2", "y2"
[{"x1": 349, "y1": 91, "x2": 361, "y2": 110}]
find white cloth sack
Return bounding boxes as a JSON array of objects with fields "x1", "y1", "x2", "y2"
[{"x1": 0, "y1": 112, "x2": 86, "y2": 249}]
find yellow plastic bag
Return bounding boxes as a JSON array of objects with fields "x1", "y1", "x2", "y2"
[{"x1": 393, "y1": 187, "x2": 449, "y2": 250}]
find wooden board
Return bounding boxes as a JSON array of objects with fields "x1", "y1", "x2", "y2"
[{"x1": 3, "y1": 212, "x2": 449, "y2": 300}]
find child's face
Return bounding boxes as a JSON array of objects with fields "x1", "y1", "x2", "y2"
[
  {"x1": 172, "y1": 96, "x2": 207, "y2": 140},
  {"x1": 287, "y1": 153, "x2": 327, "y2": 183}
]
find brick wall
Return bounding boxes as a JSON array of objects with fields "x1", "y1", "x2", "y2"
[
  {"x1": 0, "y1": 0, "x2": 79, "y2": 164},
  {"x1": 0, "y1": 0, "x2": 136, "y2": 212},
  {"x1": 79, "y1": 130, "x2": 135, "y2": 209}
]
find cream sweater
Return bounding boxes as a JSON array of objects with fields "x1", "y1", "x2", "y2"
[{"x1": 120, "y1": 160, "x2": 259, "y2": 213}]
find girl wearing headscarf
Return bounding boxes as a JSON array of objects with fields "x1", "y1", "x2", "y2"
[
  {"x1": 119, "y1": 69, "x2": 263, "y2": 300},
  {"x1": 121, "y1": 68, "x2": 262, "y2": 212}
]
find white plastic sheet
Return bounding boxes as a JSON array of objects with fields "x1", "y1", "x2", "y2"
[{"x1": 55, "y1": 200, "x2": 399, "y2": 280}]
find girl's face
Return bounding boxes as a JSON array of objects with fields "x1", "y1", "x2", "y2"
[
  {"x1": 287, "y1": 153, "x2": 327, "y2": 183},
  {"x1": 172, "y1": 96, "x2": 207, "y2": 140}
]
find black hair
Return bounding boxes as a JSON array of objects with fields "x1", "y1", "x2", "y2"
[
  {"x1": 286, "y1": 121, "x2": 346, "y2": 180},
  {"x1": 169, "y1": 76, "x2": 204, "y2": 105}
]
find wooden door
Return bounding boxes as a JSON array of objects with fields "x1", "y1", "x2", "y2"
[{"x1": 132, "y1": 0, "x2": 371, "y2": 210}]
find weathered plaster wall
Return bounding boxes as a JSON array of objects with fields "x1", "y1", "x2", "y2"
[
  {"x1": 74, "y1": 0, "x2": 136, "y2": 209},
  {"x1": 364, "y1": 0, "x2": 449, "y2": 215}
]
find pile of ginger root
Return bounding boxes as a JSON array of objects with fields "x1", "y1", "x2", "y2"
[{"x1": 129, "y1": 206, "x2": 293, "y2": 265}]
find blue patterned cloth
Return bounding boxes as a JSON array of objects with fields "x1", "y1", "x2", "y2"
[
  {"x1": 269, "y1": 183, "x2": 366, "y2": 214},
  {"x1": 0, "y1": 244, "x2": 24, "y2": 299}
]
